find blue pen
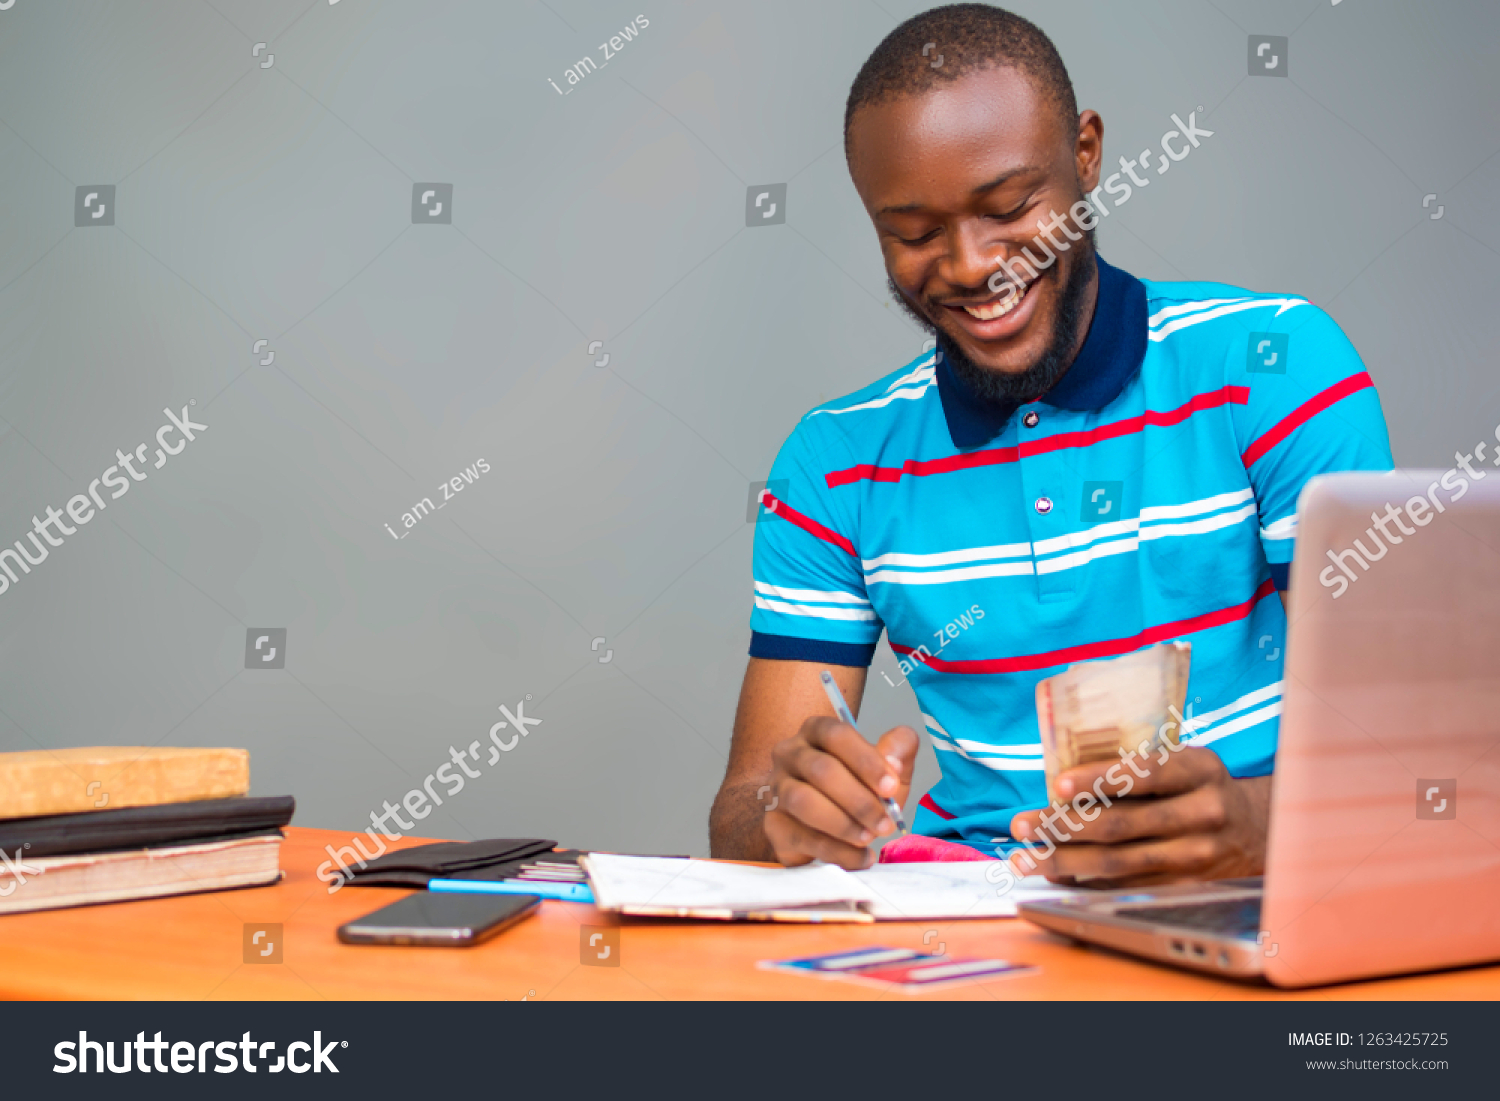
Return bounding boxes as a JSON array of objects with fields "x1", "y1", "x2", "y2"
[
  {"x1": 819, "y1": 670, "x2": 909, "y2": 837},
  {"x1": 428, "y1": 878, "x2": 594, "y2": 903}
]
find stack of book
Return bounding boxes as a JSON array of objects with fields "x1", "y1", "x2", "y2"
[{"x1": 0, "y1": 747, "x2": 294, "y2": 914}]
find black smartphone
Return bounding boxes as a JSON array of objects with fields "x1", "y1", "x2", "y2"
[{"x1": 337, "y1": 891, "x2": 540, "y2": 946}]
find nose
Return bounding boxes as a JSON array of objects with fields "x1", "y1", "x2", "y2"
[{"x1": 939, "y1": 219, "x2": 1001, "y2": 293}]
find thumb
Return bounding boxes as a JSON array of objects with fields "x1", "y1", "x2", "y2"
[{"x1": 874, "y1": 725, "x2": 920, "y2": 784}]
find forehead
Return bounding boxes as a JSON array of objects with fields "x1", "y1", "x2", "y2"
[{"x1": 847, "y1": 66, "x2": 1070, "y2": 203}]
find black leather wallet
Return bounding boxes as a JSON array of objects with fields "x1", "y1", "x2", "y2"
[
  {"x1": 443, "y1": 849, "x2": 585, "y2": 882},
  {"x1": 342, "y1": 838, "x2": 560, "y2": 887}
]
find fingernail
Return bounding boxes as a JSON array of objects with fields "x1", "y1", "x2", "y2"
[
  {"x1": 878, "y1": 774, "x2": 897, "y2": 795},
  {"x1": 875, "y1": 817, "x2": 893, "y2": 836},
  {"x1": 1013, "y1": 820, "x2": 1032, "y2": 839},
  {"x1": 884, "y1": 754, "x2": 903, "y2": 773},
  {"x1": 858, "y1": 829, "x2": 873, "y2": 844},
  {"x1": 1058, "y1": 777, "x2": 1074, "y2": 797}
]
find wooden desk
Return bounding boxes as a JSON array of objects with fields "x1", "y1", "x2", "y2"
[{"x1": 2, "y1": 827, "x2": 1496, "y2": 1000}]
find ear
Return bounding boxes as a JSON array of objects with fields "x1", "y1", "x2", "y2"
[{"x1": 1075, "y1": 109, "x2": 1104, "y2": 193}]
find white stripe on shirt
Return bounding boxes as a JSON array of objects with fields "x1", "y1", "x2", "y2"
[
  {"x1": 924, "y1": 715, "x2": 1047, "y2": 769},
  {"x1": 1260, "y1": 515, "x2": 1297, "y2": 542},
  {"x1": 885, "y1": 357, "x2": 937, "y2": 390},
  {"x1": 1139, "y1": 487, "x2": 1253, "y2": 522},
  {"x1": 864, "y1": 492, "x2": 1258, "y2": 586},
  {"x1": 933, "y1": 741, "x2": 1048, "y2": 770},
  {"x1": 1182, "y1": 681, "x2": 1283, "y2": 734},
  {"x1": 1137, "y1": 503, "x2": 1258, "y2": 541},
  {"x1": 1032, "y1": 516, "x2": 1141, "y2": 556},
  {"x1": 1149, "y1": 298, "x2": 1310, "y2": 342},
  {"x1": 1035, "y1": 535, "x2": 1140, "y2": 575},
  {"x1": 955, "y1": 739, "x2": 1044, "y2": 757},
  {"x1": 806, "y1": 382, "x2": 935, "y2": 417},
  {"x1": 865, "y1": 560, "x2": 1036, "y2": 586},
  {"x1": 807, "y1": 358, "x2": 937, "y2": 418},
  {"x1": 753, "y1": 581, "x2": 870, "y2": 606},
  {"x1": 753, "y1": 596, "x2": 877, "y2": 621},
  {"x1": 1186, "y1": 702, "x2": 1282, "y2": 747},
  {"x1": 863, "y1": 540, "x2": 1031, "y2": 571},
  {"x1": 1147, "y1": 297, "x2": 1254, "y2": 328}
]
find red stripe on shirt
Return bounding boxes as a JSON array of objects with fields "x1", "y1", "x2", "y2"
[
  {"x1": 1241, "y1": 371, "x2": 1374, "y2": 468},
  {"x1": 760, "y1": 491, "x2": 856, "y2": 557},
  {"x1": 825, "y1": 385, "x2": 1250, "y2": 488},
  {"x1": 892, "y1": 579, "x2": 1277, "y2": 674},
  {"x1": 919, "y1": 793, "x2": 955, "y2": 820}
]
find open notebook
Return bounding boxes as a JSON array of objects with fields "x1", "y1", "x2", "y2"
[{"x1": 580, "y1": 854, "x2": 1079, "y2": 923}]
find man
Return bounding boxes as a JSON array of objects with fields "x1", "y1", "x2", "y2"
[{"x1": 709, "y1": 4, "x2": 1391, "y2": 885}]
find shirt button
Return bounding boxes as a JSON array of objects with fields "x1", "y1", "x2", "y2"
[
  {"x1": 1023, "y1": 410, "x2": 1039, "y2": 428},
  {"x1": 1035, "y1": 496, "x2": 1054, "y2": 515}
]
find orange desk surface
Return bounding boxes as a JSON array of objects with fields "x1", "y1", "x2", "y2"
[{"x1": 1, "y1": 826, "x2": 1496, "y2": 1001}]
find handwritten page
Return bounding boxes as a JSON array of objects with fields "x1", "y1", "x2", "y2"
[
  {"x1": 583, "y1": 854, "x2": 860, "y2": 915},
  {"x1": 848, "y1": 864, "x2": 1070, "y2": 919},
  {"x1": 583, "y1": 853, "x2": 1080, "y2": 920}
]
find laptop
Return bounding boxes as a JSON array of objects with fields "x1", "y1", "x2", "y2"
[{"x1": 1018, "y1": 470, "x2": 1500, "y2": 986}]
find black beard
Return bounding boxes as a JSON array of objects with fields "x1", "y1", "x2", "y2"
[{"x1": 887, "y1": 233, "x2": 1097, "y2": 423}]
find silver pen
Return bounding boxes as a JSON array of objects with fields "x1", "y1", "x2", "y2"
[{"x1": 818, "y1": 670, "x2": 909, "y2": 837}]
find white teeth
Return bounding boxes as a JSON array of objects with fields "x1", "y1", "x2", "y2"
[{"x1": 963, "y1": 282, "x2": 1029, "y2": 320}]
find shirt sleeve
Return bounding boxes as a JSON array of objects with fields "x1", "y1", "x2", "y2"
[
  {"x1": 748, "y1": 419, "x2": 883, "y2": 666},
  {"x1": 1233, "y1": 303, "x2": 1394, "y2": 589}
]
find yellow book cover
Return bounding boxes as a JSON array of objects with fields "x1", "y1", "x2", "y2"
[{"x1": 0, "y1": 747, "x2": 249, "y2": 819}]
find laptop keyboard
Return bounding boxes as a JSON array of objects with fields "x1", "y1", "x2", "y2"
[{"x1": 1114, "y1": 897, "x2": 1262, "y2": 937}]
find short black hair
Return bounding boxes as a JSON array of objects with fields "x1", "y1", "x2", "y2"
[{"x1": 844, "y1": 4, "x2": 1078, "y2": 159}]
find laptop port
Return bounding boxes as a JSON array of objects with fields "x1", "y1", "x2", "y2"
[
  {"x1": 1191, "y1": 943, "x2": 1207, "y2": 959},
  {"x1": 1218, "y1": 950, "x2": 1232, "y2": 968},
  {"x1": 1170, "y1": 940, "x2": 1186, "y2": 955}
]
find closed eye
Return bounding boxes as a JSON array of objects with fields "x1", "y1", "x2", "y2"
[
  {"x1": 987, "y1": 201, "x2": 1031, "y2": 223},
  {"x1": 892, "y1": 229, "x2": 941, "y2": 246}
]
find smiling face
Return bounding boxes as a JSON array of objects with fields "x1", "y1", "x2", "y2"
[{"x1": 848, "y1": 65, "x2": 1103, "y2": 381}]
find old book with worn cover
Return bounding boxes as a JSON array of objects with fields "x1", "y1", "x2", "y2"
[
  {"x1": 0, "y1": 747, "x2": 250, "y2": 818},
  {"x1": 0, "y1": 833, "x2": 284, "y2": 914}
]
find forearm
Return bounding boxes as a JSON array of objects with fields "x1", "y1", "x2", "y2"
[
  {"x1": 708, "y1": 780, "x2": 777, "y2": 861},
  {"x1": 1238, "y1": 773, "x2": 1274, "y2": 867},
  {"x1": 1240, "y1": 773, "x2": 1273, "y2": 804},
  {"x1": 712, "y1": 659, "x2": 870, "y2": 862}
]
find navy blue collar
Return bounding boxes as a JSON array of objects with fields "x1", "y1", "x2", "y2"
[{"x1": 934, "y1": 254, "x2": 1148, "y2": 450}]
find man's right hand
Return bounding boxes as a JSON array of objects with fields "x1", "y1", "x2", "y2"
[{"x1": 762, "y1": 715, "x2": 919, "y2": 869}]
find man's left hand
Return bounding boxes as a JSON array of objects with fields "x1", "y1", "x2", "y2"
[{"x1": 1006, "y1": 747, "x2": 1272, "y2": 888}]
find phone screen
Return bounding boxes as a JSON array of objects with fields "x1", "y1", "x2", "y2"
[{"x1": 338, "y1": 891, "x2": 540, "y2": 946}]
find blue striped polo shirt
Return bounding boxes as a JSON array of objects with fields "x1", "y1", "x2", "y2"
[{"x1": 748, "y1": 255, "x2": 1393, "y2": 852}]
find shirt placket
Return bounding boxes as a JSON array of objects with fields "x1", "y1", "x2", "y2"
[{"x1": 1017, "y1": 407, "x2": 1078, "y2": 601}]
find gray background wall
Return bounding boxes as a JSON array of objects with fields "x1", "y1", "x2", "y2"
[{"x1": 1, "y1": 0, "x2": 1495, "y2": 862}]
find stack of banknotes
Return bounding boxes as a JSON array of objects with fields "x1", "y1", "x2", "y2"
[{"x1": 1034, "y1": 642, "x2": 1191, "y2": 804}]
